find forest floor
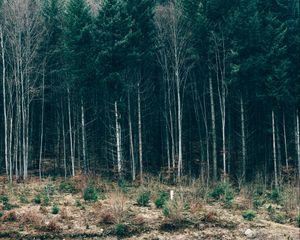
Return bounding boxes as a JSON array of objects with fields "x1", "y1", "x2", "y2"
[{"x1": 0, "y1": 175, "x2": 299, "y2": 240}]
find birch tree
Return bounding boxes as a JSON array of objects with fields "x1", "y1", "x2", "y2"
[{"x1": 155, "y1": 1, "x2": 193, "y2": 180}]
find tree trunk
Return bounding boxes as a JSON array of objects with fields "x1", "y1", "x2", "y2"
[
  {"x1": 272, "y1": 109, "x2": 278, "y2": 187},
  {"x1": 138, "y1": 84, "x2": 143, "y2": 183},
  {"x1": 209, "y1": 74, "x2": 217, "y2": 181},
  {"x1": 0, "y1": 26, "x2": 9, "y2": 181},
  {"x1": 68, "y1": 88, "x2": 75, "y2": 176},
  {"x1": 295, "y1": 110, "x2": 300, "y2": 181},
  {"x1": 282, "y1": 113, "x2": 288, "y2": 169},
  {"x1": 115, "y1": 101, "x2": 122, "y2": 175},
  {"x1": 39, "y1": 66, "x2": 45, "y2": 179},
  {"x1": 128, "y1": 92, "x2": 136, "y2": 181},
  {"x1": 81, "y1": 99, "x2": 87, "y2": 174},
  {"x1": 240, "y1": 96, "x2": 246, "y2": 182},
  {"x1": 61, "y1": 100, "x2": 67, "y2": 178}
]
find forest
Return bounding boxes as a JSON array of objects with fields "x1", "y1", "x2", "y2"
[{"x1": 0, "y1": 0, "x2": 299, "y2": 239}]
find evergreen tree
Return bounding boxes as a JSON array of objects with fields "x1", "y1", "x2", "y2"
[{"x1": 64, "y1": 0, "x2": 93, "y2": 95}]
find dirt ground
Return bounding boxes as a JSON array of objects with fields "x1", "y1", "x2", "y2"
[{"x1": 0, "y1": 177, "x2": 299, "y2": 240}]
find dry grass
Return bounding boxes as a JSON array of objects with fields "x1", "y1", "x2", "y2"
[
  {"x1": 19, "y1": 209, "x2": 44, "y2": 228},
  {"x1": 1, "y1": 210, "x2": 17, "y2": 222}
]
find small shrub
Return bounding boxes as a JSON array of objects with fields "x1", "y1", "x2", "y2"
[
  {"x1": 34, "y1": 195, "x2": 41, "y2": 204},
  {"x1": 59, "y1": 181, "x2": 78, "y2": 194},
  {"x1": 203, "y1": 211, "x2": 217, "y2": 222},
  {"x1": 52, "y1": 205, "x2": 59, "y2": 214},
  {"x1": 43, "y1": 195, "x2": 50, "y2": 206},
  {"x1": 44, "y1": 183, "x2": 56, "y2": 196},
  {"x1": 39, "y1": 219, "x2": 61, "y2": 232},
  {"x1": 118, "y1": 179, "x2": 129, "y2": 193},
  {"x1": 295, "y1": 214, "x2": 300, "y2": 228},
  {"x1": 115, "y1": 223, "x2": 127, "y2": 237},
  {"x1": 100, "y1": 212, "x2": 115, "y2": 224},
  {"x1": 75, "y1": 199, "x2": 85, "y2": 210},
  {"x1": 0, "y1": 212, "x2": 3, "y2": 218},
  {"x1": 254, "y1": 185, "x2": 264, "y2": 196},
  {"x1": 155, "y1": 191, "x2": 169, "y2": 208},
  {"x1": 19, "y1": 194, "x2": 29, "y2": 204},
  {"x1": 83, "y1": 185, "x2": 98, "y2": 202},
  {"x1": 133, "y1": 215, "x2": 145, "y2": 226},
  {"x1": 0, "y1": 195, "x2": 9, "y2": 205},
  {"x1": 269, "y1": 189, "x2": 281, "y2": 204},
  {"x1": 162, "y1": 206, "x2": 170, "y2": 217},
  {"x1": 252, "y1": 196, "x2": 264, "y2": 209},
  {"x1": 210, "y1": 183, "x2": 226, "y2": 199},
  {"x1": 242, "y1": 210, "x2": 256, "y2": 221},
  {"x1": 2, "y1": 210, "x2": 17, "y2": 222},
  {"x1": 137, "y1": 191, "x2": 151, "y2": 207},
  {"x1": 0, "y1": 194, "x2": 13, "y2": 209},
  {"x1": 210, "y1": 182, "x2": 235, "y2": 207},
  {"x1": 267, "y1": 205, "x2": 275, "y2": 214},
  {"x1": 273, "y1": 213, "x2": 286, "y2": 224}
]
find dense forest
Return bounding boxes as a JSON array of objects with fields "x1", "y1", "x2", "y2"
[{"x1": 0, "y1": 0, "x2": 299, "y2": 186}]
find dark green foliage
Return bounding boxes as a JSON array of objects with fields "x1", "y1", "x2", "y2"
[
  {"x1": 252, "y1": 196, "x2": 264, "y2": 209},
  {"x1": 137, "y1": 191, "x2": 151, "y2": 206},
  {"x1": 75, "y1": 199, "x2": 85, "y2": 210},
  {"x1": 118, "y1": 179, "x2": 129, "y2": 193},
  {"x1": 0, "y1": 212, "x2": 3, "y2": 217},
  {"x1": 155, "y1": 191, "x2": 169, "y2": 208},
  {"x1": 162, "y1": 206, "x2": 170, "y2": 217},
  {"x1": 34, "y1": 195, "x2": 42, "y2": 204},
  {"x1": 0, "y1": 195, "x2": 14, "y2": 210},
  {"x1": 115, "y1": 223, "x2": 128, "y2": 237},
  {"x1": 43, "y1": 195, "x2": 50, "y2": 206},
  {"x1": 52, "y1": 205, "x2": 59, "y2": 214},
  {"x1": 59, "y1": 181, "x2": 78, "y2": 194},
  {"x1": 83, "y1": 186, "x2": 98, "y2": 202},
  {"x1": 210, "y1": 182, "x2": 235, "y2": 207},
  {"x1": 296, "y1": 214, "x2": 300, "y2": 228},
  {"x1": 273, "y1": 213, "x2": 286, "y2": 224},
  {"x1": 242, "y1": 210, "x2": 256, "y2": 221},
  {"x1": 267, "y1": 205, "x2": 275, "y2": 215},
  {"x1": 19, "y1": 194, "x2": 29, "y2": 204},
  {"x1": 269, "y1": 189, "x2": 282, "y2": 204},
  {"x1": 255, "y1": 185, "x2": 264, "y2": 196},
  {"x1": 0, "y1": 195, "x2": 9, "y2": 205}
]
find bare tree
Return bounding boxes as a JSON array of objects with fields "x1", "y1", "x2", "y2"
[
  {"x1": 211, "y1": 30, "x2": 228, "y2": 180},
  {"x1": 155, "y1": 1, "x2": 193, "y2": 180},
  {"x1": 2, "y1": 0, "x2": 44, "y2": 180}
]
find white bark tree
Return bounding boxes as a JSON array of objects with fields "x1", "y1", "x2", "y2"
[
  {"x1": 155, "y1": 2, "x2": 193, "y2": 180},
  {"x1": 1, "y1": 0, "x2": 44, "y2": 180}
]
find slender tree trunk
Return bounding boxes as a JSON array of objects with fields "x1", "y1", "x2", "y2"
[
  {"x1": 67, "y1": 88, "x2": 75, "y2": 176},
  {"x1": 61, "y1": 101, "x2": 67, "y2": 178},
  {"x1": 39, "y1": 67, "x2": 45, "y2": 179},
  {"x1": 276, "y1": 118, "x2": 282, "y2": 180},
  {"x1": 272, "y1": 109, "x2": 278, "y2": 187},
  {"x1": 240, "y1": 95, "x2": 246, "y2": 182},
  {"x1": 209, "y1": 74, "x2": 217, "y2": 181},
  {"x1": 81, "y1": 99, "x2": 87, "y2": 174},
  {"x1": 295, "y1": 110, "x2": 300, "y2": 181},
  {"x1": 128, "y1": 92, "x2": 136, "y2": 181},
  {"x1": 115, "y1": 101, "x2": 122, "y2": 175},
  {"x1": 282, "y1": 113, "x2": 288, "y2": 169},
  {"x1": 138, "y1": 83, "x2": 143, "y2": 183},
  {"x1": 0, "y1": 26, "x2": 9, "y2": 180}
]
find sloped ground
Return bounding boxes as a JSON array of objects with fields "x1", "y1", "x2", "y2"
[{"x1": 0, "y1": 176, "x2": 299, "y2": 240}]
